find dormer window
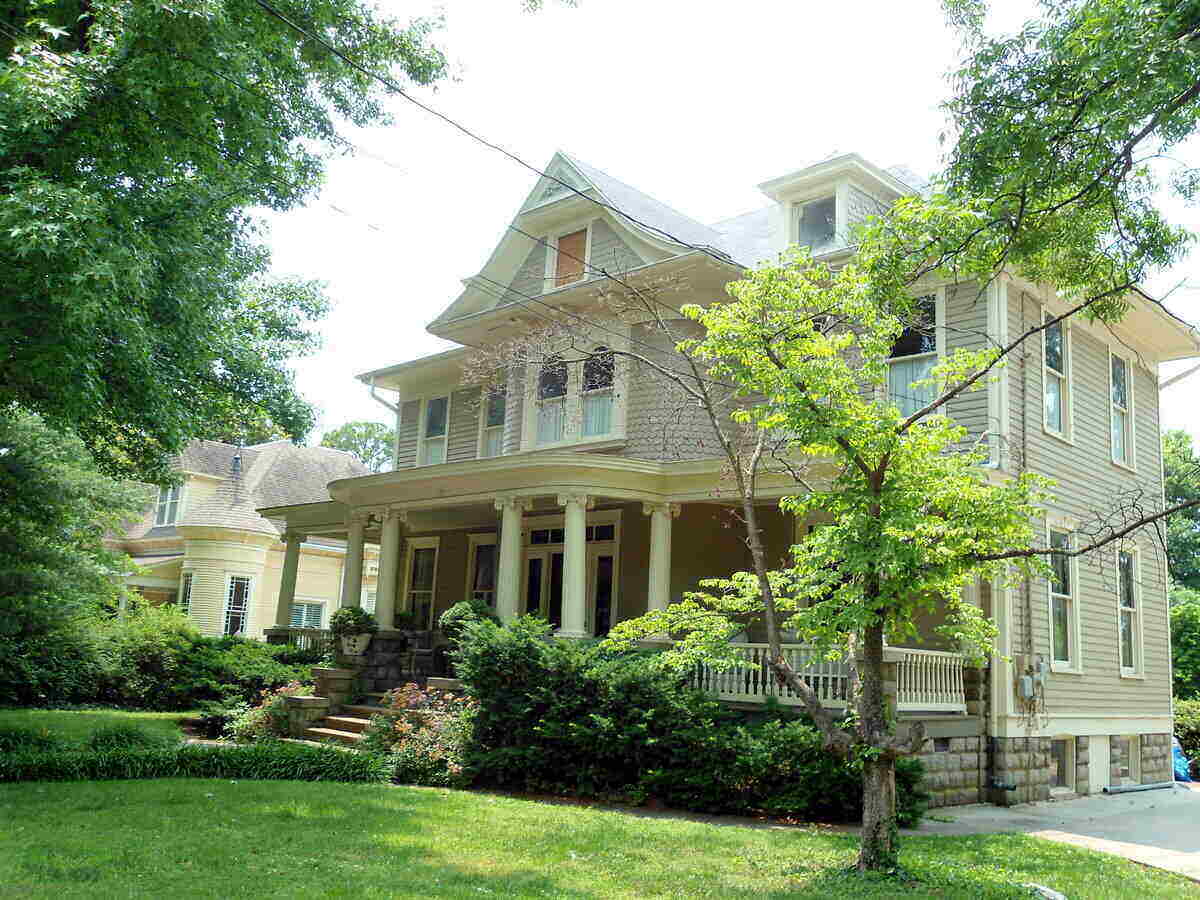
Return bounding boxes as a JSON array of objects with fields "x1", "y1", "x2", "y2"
[
  {"x1": 554, "y1": 229, "x2": 587, "y2": 287},
  {"x1": 797, "y1": 196, "x2": 836, "y2": 250},
  {"x1": 155, "y1": 484, "x2": 182, "y2": 526}
]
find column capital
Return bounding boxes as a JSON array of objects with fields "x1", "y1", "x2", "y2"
[
  {"x1": 283, "y1": 529, "x2": 307, "y2": 544},
  {"x1": 557, "y1": 492, "x2": 594, "y2": 510},
  {"x1": 379, "y1": 505, "x2": 407, "y2": 524},
  {"x1": 642, "y1": 501, "x2": 681, "y2": 518},
  {"x1": 346, "y1": 510, "x2": 370, "y2": 528},
  {"x1": 494, "y1": 495, "x2": 534, "y2": 513}
]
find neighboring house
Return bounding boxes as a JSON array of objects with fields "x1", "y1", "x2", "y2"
[
  {"x1": 262, "y1": 151, "x2": 1198, "y2": 806},
  {"x1": 114, "y1": 439, "x2": 373, "y2": 638}
]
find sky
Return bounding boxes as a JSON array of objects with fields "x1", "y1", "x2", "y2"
[{"x1": 260, "y1": 0, "x2": 1200, "y2": 444}]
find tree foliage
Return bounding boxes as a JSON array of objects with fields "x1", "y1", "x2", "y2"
[
  {"x1": 1173, "y1": 592, "x2": 1200, "y2": 699},
  {"x1": 1165, "y1": 429, "x2": 1200, "y2": 590},
  {"x1": 320, "y1": 420, "x2": 395, "y2": 472},
  {"x1": 0, "y1": 0, "x2": 447, "y2": 481}
]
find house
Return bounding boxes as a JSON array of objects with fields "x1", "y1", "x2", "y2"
[
  {"x1": 261, "y1": 151, "x2": 1197, "y2": 806},
  {"x1": 113, "y1": 439, "x2": 375, "y2": 639}
]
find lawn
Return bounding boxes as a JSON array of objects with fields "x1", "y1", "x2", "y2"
[
  {"x1": 0, "y1": 779, "x2": 1194, "y2": 898},
  {"x1": 0, "y1": 707, "x2": 186, "y2": 745}
]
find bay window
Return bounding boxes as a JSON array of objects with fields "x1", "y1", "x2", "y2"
[
  {"x1": 1110, "y1": 353, "x2": 1133, "y2": 466},
  {"x1": 887, "y1": 295, "x2": 938, "y2": 416},
  {"x1": 581, "y1": 347, "x2": 614, "y2": 437}
]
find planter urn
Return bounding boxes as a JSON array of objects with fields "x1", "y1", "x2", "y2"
[{"x1": 340, "y1": 632, "x2": 372, "y2": 656}]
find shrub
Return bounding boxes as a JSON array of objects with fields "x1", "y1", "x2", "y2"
[
  {"x1": 0, "y1": 619, "x2": 103, "y2": 707},
  {"x1": 330, "y1": 607, "x2": 378, "y2": 636},
  {"x1": 439, "y1": 599, "x2": 500, "y2": 649},
  {"x1": 86, "y1": 724, "x2": 176, "y2": 752},
  {"x1": 0, "y1": 726, "x2": 64, "y2": 754},
  {"x1": 1176, "y1": 698, "x2": 1200, "y2": 776},
  {"x1": 229, "y1": 682, "x2": 314, "y2": 742},
  {"x1": 1172, "y1": 601, "x2": 1200, "y2": 700},
  {"x1": 359, "y1": 683, "x2": 476, "y2": 787},
  {"x1": 0, "y1": 741, "x2": 389, "y2": 784}
]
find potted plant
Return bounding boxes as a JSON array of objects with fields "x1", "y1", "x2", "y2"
[{"x1": 329, "y1": 607, "x2": 378, "y2": 656}]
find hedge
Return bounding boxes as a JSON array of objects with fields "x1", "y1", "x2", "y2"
[
  {"x1": 0, "y1": 741, "x2": 389, "y2": 784},
  {"x1": 1176, "y1": 698, "x2": 1200, "y2": 776}
]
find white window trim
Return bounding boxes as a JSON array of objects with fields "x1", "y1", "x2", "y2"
[
  {"x1": 178, "y1": 571, "x2": 193, "y2": 618},
  {"x1": 223, "y1": 573, "x2": 254, "y2": 637},
  {"x1": 1046, "y1": 520, "x2": 1083, "y2": 674},
  {"x1": 1116, "y1": 543, "x2": 1144, "y2": 678},
  {"x1": 543, "y1": 222, "x2": 594, "y2": 290},
  {"x1": 1107, "y1": 347, "x2": 1137, "y2": 472},
  {"x1": 465, "y1": 533, "x2": 499, "y2": 606},
  {"x1": 416, "y1": 395, "x2": 451, "y2": 466},
  {"x1": 155, "y1": 482, "x2": 185, "y2": 526},
  {"x1": 520, "y1": 341, "x2": 629, "y2": 451},
  {"x1": 1041, "y1": 307, "x2": 1074, "y2": 445},
  {"x1": 884, "y1": 289, "x2": 946, "y2": 414},
  {"x1": 290, "y1": 597, "x2": 327, "y2": 629},
  {"x1": 476, "y1": 387, "x2": 506, "y2": 459},
  {"x1": 401, "y1": 536, "x2": 441, "y2": 629},
  {"x1": 792, "y1": 191, "x2": 844, "y2": 252}
]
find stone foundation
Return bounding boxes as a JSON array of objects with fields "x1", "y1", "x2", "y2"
[
  {"x1": 990, "y1": 736, "x2": 1053, "y2": 805},
  {"x1": 1139, "y1": 733, "x2": 1172, "y2": 784},
  {"x1": 914, "y1": 736, "x2": 985, "y2": 808},
  {"x1": 1074, "y1": 735, "x2": 1091, "y2": 794},
  {"x1": 351, "y1": 630, "x2": 442, "y2": 693},
  {"x1": 282, "y1": 695, "x2": 330, "y2": 737}
]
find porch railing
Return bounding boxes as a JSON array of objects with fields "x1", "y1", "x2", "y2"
[
  {"x1": 690, "y1": 643, "x2": 967, "y2": 714},
  {"x1": 266, "y1": 627, "x2": 334, "y2": 655}
]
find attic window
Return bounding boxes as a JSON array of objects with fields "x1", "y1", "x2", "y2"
[
  {"x1": 797, "y1": 196, "x2": 836, "y2": 250},
  {"x1": 554, "y1": 229, "x2": 587, "y2": 287}
]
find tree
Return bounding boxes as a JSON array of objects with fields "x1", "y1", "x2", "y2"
[
  {"x1": 1165, "y1": 430, "x2": 1200, "y2": 590},
  {"x1": 0, "y1": 1, "x2": 448, "y2": 482},
  {"x1": 1173, "y1": 592, "x2": 1200, "y2": 698},
  {"x1": 321, "y1": 421, "x2": 395, "y2": 472}
]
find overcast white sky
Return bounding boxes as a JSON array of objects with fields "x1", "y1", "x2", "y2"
[{"x1": 260, "y1": 0, "x2": 1200, "y2": 444}]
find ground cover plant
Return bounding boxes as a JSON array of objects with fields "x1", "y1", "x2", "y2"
[
  {"x1": 0, "y1": 708, "x2": 185, "y2": 746},
  {"x1": 0, "y1": 779, "x2": 1194, "y2": 898}
]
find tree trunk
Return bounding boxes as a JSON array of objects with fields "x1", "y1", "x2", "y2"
[{"x1": 859, "y1": 753, "x2": 898, "y2": 871}]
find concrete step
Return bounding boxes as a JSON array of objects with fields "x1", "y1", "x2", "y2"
[
  {"x1": 303, "y1": 726, "x2": 362, "y2": 745},
  {"x1": 324, "y1": 715, "x2": 371, "y2": 734}
]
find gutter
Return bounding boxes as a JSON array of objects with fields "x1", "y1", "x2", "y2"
[{"x1": 1102, "y1": 781, "x2": 1175, "y2": 795}]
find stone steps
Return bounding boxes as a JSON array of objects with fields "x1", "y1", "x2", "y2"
[
  {"x1": 324, "y1": 715, "x2": 371, "y2": 734},
  {"x1": 302, "y1": 726, "x2": 363, "y2": 746},
  {"x1": 342, "y1": 704, "x2": 393, "y2": 718}
]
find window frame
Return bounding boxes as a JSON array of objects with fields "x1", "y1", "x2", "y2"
[
  {"x1": 1042, "y1": 309, "x2": 1073, "y2": 443},
  {"x1": 465, "y1": 533, "x2": 499, "y2": 608},
  {"x1": 1116, "y1": 543, "x2": 1143, "y2": 677},
  {"x1": 1050, "y1": 736, "x2": 1076, "y2": 793},
  {"x1": 477, "y1": 386, "x2": 507, "y2": 458},
  {"x1": 1046, "y1": 522, "x2": 1082, "y2": 674},
  {"x1": 521, "y1": 337, "x2": 628, "y2": 451},
  {"x1": 289, "y1": 598, "x2": 326, "y2": 629},
  {"x1": 1116, "y1": 735, "x2": 1142, "y2": 785},
  {"x1": 178, "y1": 571, "x2": 193, "y2": 617},
  {"x1": 885, "y1": 291, "x2": 945, "y2": 417},
  {"x1": 1108, "y1": 348, "x2": 1136, "y2": 470},
  {"x1": 223, "y1": 573, "x2": 253, "y2": 636},
  {"x1": 155, "y1": 483, "x2": 184, "y2": 526},
  {"x1": 794, "y1": 194, "x2": 838, "y2": 251},
  {"x1": 417, "y1": 395, "x2": 451, "y2": 466},
  {"x1": 402, "y1": 536, "x2": 441, "y2": 630},
  {"x1": 546, "y1": 224, "x2": 593, "y2": 289}
]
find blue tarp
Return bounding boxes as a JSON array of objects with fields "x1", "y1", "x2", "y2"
[{"x1": 1174, "y1": 742, "x2": 1193, "y2": 782}]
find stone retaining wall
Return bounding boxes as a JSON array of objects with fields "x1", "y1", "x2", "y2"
[
  {"x1": 990, "y1": 736, "x2": 1053, "y2": 805},
  {"x1": 914, "y1": 737, "x2": 985, "y2": 808}
]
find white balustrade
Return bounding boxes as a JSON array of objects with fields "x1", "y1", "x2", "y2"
[{"x1": 893, "y1": 647, "x2": 967, "y2": 713}]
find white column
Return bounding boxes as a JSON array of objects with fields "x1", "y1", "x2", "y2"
[
  {"x1": 643, "y1": 502, "x2": 681, "y2": 614},
  {"x1": 494, "y1": 496, "x2": 531, "y2": 622},
  {"x1": 557, "y1": 492, "x2": 593, "y2": 638},
  {"x1": 340, "y1": 514, "x2": 366, "y2": 609},
  {"x1": 375, "y1": 508, "x2": 405, "y2": 629},
  {"x1": 274, "y1": 530, "x2": 305, "y2": 627}
]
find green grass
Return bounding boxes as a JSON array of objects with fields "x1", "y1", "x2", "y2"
[
  {"x1": 0, "y1": 780, "x2": 1194, "y2": 898},
  {"x1": 0, "y1": 708, "x2": 186, "y2": 746}
]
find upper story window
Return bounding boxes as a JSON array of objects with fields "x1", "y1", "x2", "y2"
[
  {"x1": 554, "y1": 229, "x2": 587, "y2": 287},
  {"x1": 419, "y1": 396, "x2": 449, "y2": 465},
  {"x1": 156, "y1": 484, "x2": 182, "y2": 526},
  {"x1": 797, "y1": 196, "x2": 836, "y2": 250},
  {"x1": 1110, "y1": 353, "x2": 1133, "y2": 467},
  {"x1": 536, "y1": 356, "x2": 568, "y2": 444},
  {"x1": 479, "y1": 388, "x2": 506, "y2": 458},
  {"x1": 887, "y1": 295, "x2": 937, "y2": 416},
  {"x1": 581, "y1": 347, "x2": 614, "y2": 438},
  {"x1": 1043, "y1": 313, "x2": 1070, "y2": 438}
]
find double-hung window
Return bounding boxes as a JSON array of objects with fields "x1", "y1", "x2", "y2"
[
  {"x1": 1110, "y1": 354, "x2": 1133, "y2": 466},
  {"x1": 179, "y1": 572, "x2": 193, "y2": 617},
  {"x1": 797, "y1": 196, "x2": 836, "y2": 250},
  {"x1": 289, "y1": 601, "x2": 324, "y2": 629},
  {"x1": 467, "y1": 535, "x2": 497, "y2": 607},
  {"x1": 1049, "y1": 528, "x2": 1078, "y2": 669},
  {"x1": 581, "y1": 347, "x2": 614, "y2": 437},
  {"x1": 1118, "y1": 548, "x2": 1140, "y2": 674},
  {"x1": 419, "y1": 396, "x2": 449, "y2": 465},
  {"x1": 1043, "y1": 314, "x2": 1069, "y2": 437},
  {"x1": 405, "y1": 539, "x2": 439, "y2": 629},
  {"x1": 887, "y1": 295, "x2": 937, "y2": 417},
  {"x1": 536, "y1": 356, "x2": 568, "y2": 445},
  {"x1": 224, "y1": 575, "x2": 251, "y2": 636},
  {"x1": 479, "y1": 388, "x2": 506, "y2": 458},
  {"x1": 156, "y1": 484, "x2": 182, "y2": 525}
]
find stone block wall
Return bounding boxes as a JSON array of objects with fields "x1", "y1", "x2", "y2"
[
  {"x1": 990, "y1": 736, "x2": 1053, "y2": 805},
  {"x1": 1140, "y1": 733, "x2": 1172, "y2": 784},
  {"x1": 1074, "y1": 735, "x2": 1091, "y2": 794},
  {"x1": 914, "y1": 737, "x2": 985, "y2": 808},
  {"x1": 350, "y1": 630, "x2": 439, "y2": 693}
]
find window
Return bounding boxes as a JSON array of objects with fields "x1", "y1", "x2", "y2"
[
  {"x1": 419, "y1": 396, "x2": 449, "y2": 465},
  {"x1": 155, "y1": 484, "x2": 182, "y2": 525},
  {"x1": 536, "y1": 356, "x2": 568, "y2": 445},
  {"x1": 887, "y1": 295, "x2": 937, "y2": 416},
  {"x1": 1118, "y1": 548, "x2": 1139, "y2": 674},
  {"x1": 479, "y1": 388, "x2": 506, "y2": 458},
  {"x1": 1116, "y1": 735, "x2": 1141, "y2": 784},
  {"x1": 224, "y1": 575, "x2": 251, "y2": 636},
  {"x1": 289, "y1": 601, "x2": 324, "y2": 629},
  {"x1": 467, "y1": 536, "x2": 497, "y2": 607},
  {"x1": 1043, "y1": 313, "x2": 1069, "y2": 437},
  {"x1": 361, "y1": 589, "x2": 377, "y2": 615},
  {"x1": 179, "y1": 572, "x2": 193, "y2": 617},
  {"x1": 1051, "y1": 738, "x2": 1075, "y2": 791},
  {"x1": 797, "y1": 196, "x2": 836, "y2": 249},
  {"x1": 1048, "y1": 528, "x2": 1077, "y2": 668},
  {"x1": 405, "y1": 539, "x2": 439, "y2": 629},
  {"x1": 554, "y1": 229, "x2": 587, "y2": 287},
  {"x1": 1110, "y1": 354, "x2": 1133, "y2": 466},
  {"x1": 581, "y1": 347, "x2": 614, "y2": 437}
]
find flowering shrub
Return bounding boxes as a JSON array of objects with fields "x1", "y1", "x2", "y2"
[
  {"x1": 359, "y1": 682, "x2": 476, "y2": 787},
  {"x1": 228, "y1": 682, "x2": 314, "y2": 742}
]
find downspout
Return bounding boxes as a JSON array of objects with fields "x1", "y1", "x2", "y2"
[{"x1": 368, "y1": 377, "x2": 402, "y2": 471}]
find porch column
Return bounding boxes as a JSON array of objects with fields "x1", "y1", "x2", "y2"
[
  {"x1": 495, "y1": 496, "x2": 532, "y2": 622},
  {"x1": 274, "y1": 530, "x2": 305, "y2": 627},
  {"x1": 557, "y1": 492, "x2": 593, "y2": 638},
  {"x1": 643, "y1": 502, "x2": 681, "y2": 614},
  {"x1": 339, "y1": 514, "x2": 366, "y2": 609},
  {"x1": 374, "y1": 507, "x2": 406, "y2": 629}
]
